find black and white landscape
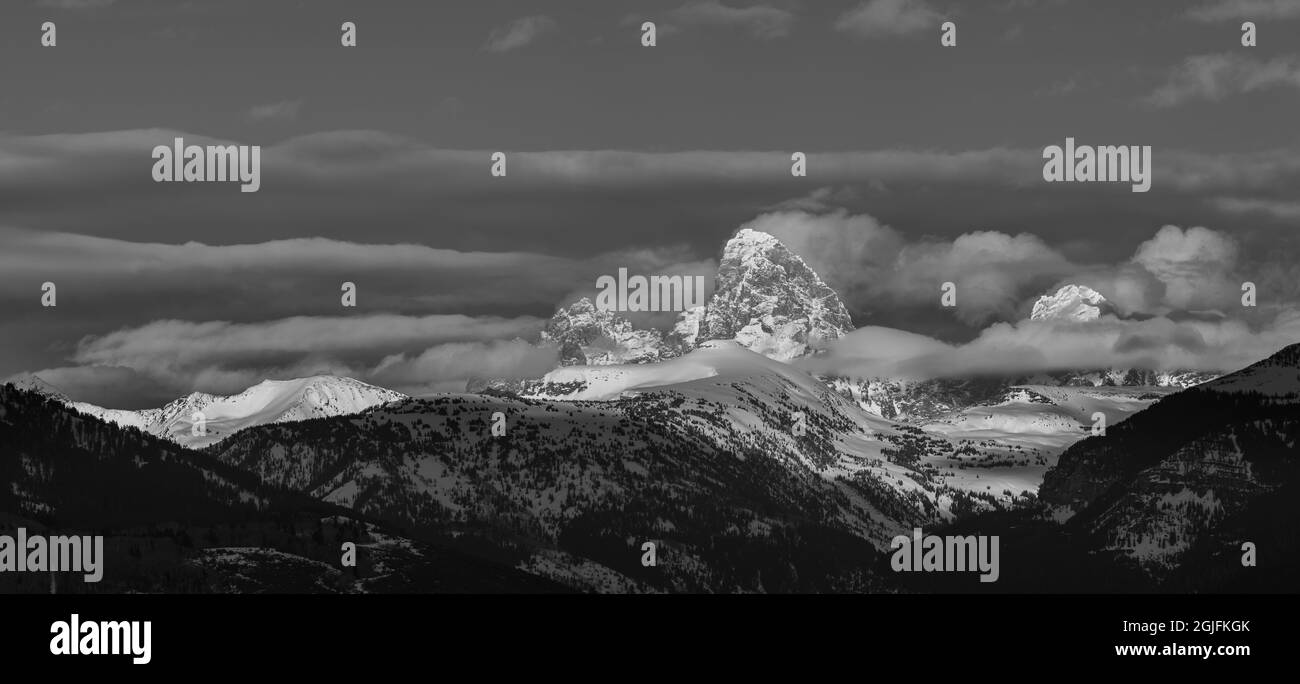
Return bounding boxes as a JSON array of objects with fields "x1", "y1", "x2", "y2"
[{"x1": 2, "y1": 0, "x2": 1299, "y2": 594}]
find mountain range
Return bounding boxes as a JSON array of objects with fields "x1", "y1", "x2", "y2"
[
  {"x1": 10, "y1": 374, "x2": 403, "y2": 448},
  {"x1": 2, "y1": 227, "x2": 1291, "y2": 593}
]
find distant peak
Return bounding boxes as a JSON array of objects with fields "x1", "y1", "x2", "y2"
[
  {"x1": 702, "y1": 227, "x2": 854, "y2": 361},
  {"x1": 1031, "y1": 284, "x2": 1110, "y2": 322},
  {"x1": 5, "y1": 372, "x2": 68, "y2": 401},
  {"x1": 729, "y1": 228, "x2": 780, "y2": 247}
]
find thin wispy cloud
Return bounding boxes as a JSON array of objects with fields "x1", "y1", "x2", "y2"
[
  {"x1": 835, "y1": 0, "x2": 942, "y2": 38},
  {"x1": 246, "y1": 99, "x2": 303, "y2": 122},
  {"x1": 1187, "y1": 0, "x2": 1300, "y2": 21},
  {"x1": 1037, "y1": 78, "x2": 1080, "y2": 97},
  {"x1": 1146, "y1": 53, "x2": 1300, "y2": 106},
  {"x1": 36, "y1": 0, "x2": 115, "y2": 8},
  {"x1": 1213, "y1": 196, "x2": 1300, "y2": 219},
  {"x1": 666, "y1": 0, "x2": 797, "y2": 39},
  {"x1": 483, "y1": 15, "x2": 559, "y2": 52}
]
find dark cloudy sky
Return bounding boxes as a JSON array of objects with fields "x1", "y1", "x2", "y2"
[{"x1": 2, "y1": 0, "x2": 1299, "y2": 406}]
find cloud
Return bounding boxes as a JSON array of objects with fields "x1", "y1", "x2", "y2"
[
  {"x1": 1061, "y1": 225, "x2": 1243, "y2": 317},
  {"x1": 665, "y1": 1, "x2": 797, "y2": 39},
  {"x1": 0, "y1": 223, "x2": 719, "y2": 317},
  {"x1": 835, "y1": 0, "x2": 942, "y2": 38},
  {"x1": 1037, "y1": 78, "x2": 1080, "y2": 97},
  {"x1": 0, "y1": 223, "x2": 715, "y2": 402},
  {"x1": 64, "y1": 313, "x2": 549, "y2": 398},
  {"x1": 1146, "y1": 53, "x2": 1300, "y2": 107},
  {"x1": 36, "y1": 0, "x2": 114, "y2": 8},
  {"x1": 4, "y1": 129, "x2": 1300, "y2": 253},
  {"x1": 1187, "y1": 0, "x2": 1300, "y2": 21},
  {"x1": 2, "y1": 128, "x2": 1300, "y2": 391},
  {"x1": 802, "y1": 310, "x2": 1300, "y2": 379},
  {"x1": 484, "y1": 15, "x2": 559, "y2": 52},
  {"x1": 371, "y1": 340, "x2": 560, "y2": 395},
  {"x1": 1130, "y1": 225, "x2": 1240, "y2": 311},
  {"x1": 743, "y1": 209, "x2": 1264, "y2": 328},
  {"x1": 246, "y1": 99, "x2": 303, "y2": 122},
  {"x1": 1212, "y1": 196, "x2": 1300, "y2": 219},
  {"x1": 763, "y1": 186, "x2": 865, "y2": 212},
  {"x1": 742, "y1": 209, "x2": 1075, "y2": 324},
  {"x1": 0, "y1": 225, "x2": 588, "y2": 315}
]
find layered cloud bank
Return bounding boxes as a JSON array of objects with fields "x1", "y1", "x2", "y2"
[
  {"x1": 3, "y1": 128, "x2": 1298, "y2": 404},
  {"x1": 801, "y1": 312, "x2": 1300, "y2": 380},
  {"x1": 32, "y1": 314, "x2": 559, "y2": 403}
]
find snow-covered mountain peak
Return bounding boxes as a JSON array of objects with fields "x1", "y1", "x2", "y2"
[
  {"x1": 542, "y1": 297, "x2": 668, "y2": 366},
  {"x1": 1031, "y1": 284, "x2": 1110, "y2": 322},
  {"x1": 4, "y1": 373, "x2": 69, "y2": 402},
  {"x1": 723, "y1": 228, "x2": 782, "y2": 257},
  {"x1": 51, "y1": 375, "x2": 406, "y2": 448},
  {"x1": 699, "y1": 229, "x2": 854, "y2": 361}
]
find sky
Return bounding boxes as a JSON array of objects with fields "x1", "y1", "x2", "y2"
[{"x1": 2, "y1": 0, "x2": 1299, "y2": 406}]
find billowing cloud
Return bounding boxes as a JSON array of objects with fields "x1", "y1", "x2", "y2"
[
  {"x1": 835, "y1": 0, "x2": 943, "y2": 38},
  {"x1": 1063, "y1": 225, "x2": 1245, "y2": 317},
  {"x1": 483, "y1": 15, "x2": 558, "y2": 53},
  {"x1": 742, "y1": 209, "x2": 1075, "y2": 324},
  {"x1": 746, "y1": 209, "x2": 1261, "y2": 325},
  {"x1": 1130, "y1": 225, "x2": 1240, "y2": 311}
]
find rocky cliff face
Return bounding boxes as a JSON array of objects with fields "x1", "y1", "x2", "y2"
[
  {"x1": 699, "y1": 229, "x2": 855, "y2": 361},
  {"x1": 541, "y1": 229, "x2": 855, "y2": 367},
  {"x1": 540, "y1": 297, "x2": 672, "y2": 366}
]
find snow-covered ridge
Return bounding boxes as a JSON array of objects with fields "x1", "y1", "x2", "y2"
[{"x1": 9, "y1": 374, "x2": 405, "y2": 449}]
